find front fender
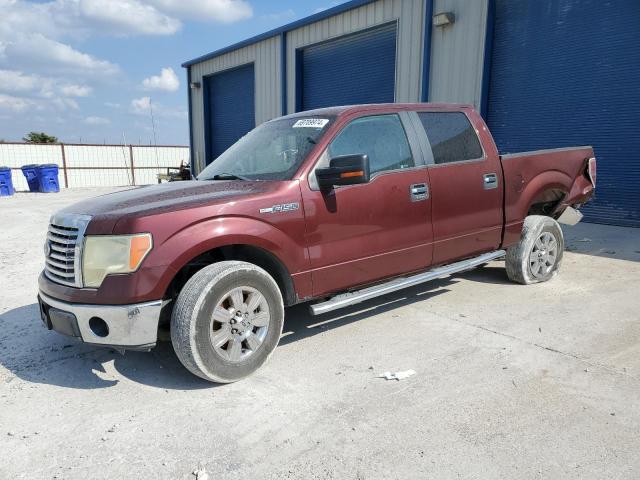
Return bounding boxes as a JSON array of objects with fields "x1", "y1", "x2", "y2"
[{"x1": 145, "y1": 215, "x2": 309, "y2": 296}]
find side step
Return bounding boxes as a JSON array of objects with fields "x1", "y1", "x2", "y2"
[{"x1": 309, "y1": 250, "x2": 506, "y2": 316}]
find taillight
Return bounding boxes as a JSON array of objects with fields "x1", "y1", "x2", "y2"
[{"x1": 586, "y1": 157, "x2": 596, "y2": 187}]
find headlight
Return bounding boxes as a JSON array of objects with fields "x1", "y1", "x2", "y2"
[{"x1": 82, "y1": 233, "x2": 153, "y2": 288}]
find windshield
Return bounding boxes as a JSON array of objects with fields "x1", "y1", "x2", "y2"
[{"x1": 198, "y1": 116, "x2": 335, "y2": 181}]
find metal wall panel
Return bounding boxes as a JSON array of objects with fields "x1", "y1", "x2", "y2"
[
  {"x1": 286, "y1": 0, "x2": 426, "y2": 113},
  {"x1": 299, "y1": 22, "x2": 397, "y2": 111},
  {"x1": 428, "y1": 0, "x2": 488, "y2": 109},
  {"x1": 488, "y1": 0, "x2": 640, "y2": 227},
  {"x1": 189, "y1": 36, "x2": 281, "y2": 170}
]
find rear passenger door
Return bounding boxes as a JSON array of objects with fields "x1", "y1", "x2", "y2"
[
  {"x1": 302, "y1": 113, "x2": 433, "y2": 296},
  {"x1": 413, "y1": 110, "x2": 503, "y2": 265}
]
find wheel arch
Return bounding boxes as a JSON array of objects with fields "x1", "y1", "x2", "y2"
[{"x1": 163, "y1": 244, "x2": 298, "y2": 310}]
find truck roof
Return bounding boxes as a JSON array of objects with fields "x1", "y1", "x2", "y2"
[{"x1": 278, "y1": 102, "x2": 475, "y2": 120}]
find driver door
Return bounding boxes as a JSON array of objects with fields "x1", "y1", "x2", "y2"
[{"x1": 301, "y1": 113, "x2": 433, "y2": 297}]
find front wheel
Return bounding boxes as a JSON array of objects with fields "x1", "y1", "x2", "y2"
[
  {"x1": 171, "y1": 261, "x2": 284, "y2": 383},
  {"x1": 505, "y1": 215, "x2": 564, "y2": 285}
]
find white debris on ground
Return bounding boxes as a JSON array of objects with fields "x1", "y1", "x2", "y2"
[
  {"x1": 377, "y1": 370, "x2": 416, "y2": 381},
  {"x1": 192, "y1": 466, "x2": 209, "y2": 480}
]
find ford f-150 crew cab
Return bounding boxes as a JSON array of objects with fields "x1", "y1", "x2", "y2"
[{"x1": 37, "y1": 103, "x2": 596, "y2": 383}]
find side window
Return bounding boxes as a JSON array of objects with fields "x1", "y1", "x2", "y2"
[
  {"x1": 418, "y1": 112, "x2": 483, "y2": 164},
  {"x1": 328, "y1": 114, "x2": 414, "y2": 175}
]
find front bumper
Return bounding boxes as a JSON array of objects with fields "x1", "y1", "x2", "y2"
[{"x1": 38, "y1": 292, "x2": 162, "y2": 350}]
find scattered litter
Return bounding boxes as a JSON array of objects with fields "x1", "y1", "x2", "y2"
[
  {"x1": 584, "y1": 368, "x2": 589, "y2": 373},
  {"x1": 193, "y1": 467, "x2": 209, "y2": 480},
  {"x1": 107, "y1": 424, "x2": 117, "y2": 433},
  {"x1": 377, "y1": 370, "x2": 416, "y2": 381},
  {"x1": 512, "y1": 379, "x2": 517, "y2": 387},
  {"x1": 576, "y1": 238, "x2": 592, "y2": 242},
  {"x1": 610, "y1": 412, "x2": 616, "y2": 416},
  {"x1": 368, "y1": 366, "x2": 374, "y2": 370},
  {"x1": 538, "y1": 327, "x2": 542, "y2": 333},
  {"x1": 7, "y1": 432, "x2": 14, "y2": 437},
  {"x1": 101, "y1": 437, "x2": 107, "y2": 442},
  {"x1": 502, "y1": 366, "x2": 508, "y2": 370}
]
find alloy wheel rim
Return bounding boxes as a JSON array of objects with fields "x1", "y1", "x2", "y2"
[
  {"x1": 529, "y1": 231, "x2": 558, "y2": 279},
  {"x1": 209, "y1": 286, "x2": 270, "y2": 363}
]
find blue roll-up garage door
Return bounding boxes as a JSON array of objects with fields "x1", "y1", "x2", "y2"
[
  {"x1": 298, "y1": 22, "x2": 397, "y2": 111},
  {"x1": 204, "y1": 63, "x2": 255, "y2": 163},
  {"x1": 487, "y1": 0, "x2": 640, "y2": 227}
]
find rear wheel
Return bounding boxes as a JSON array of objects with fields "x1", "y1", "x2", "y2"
[
  {"x1": 506, "y1": 215, "x2": 564, "y2": 285},
  {"x1": 171, "y1": 261, "x2": 284, "y2": 383}
]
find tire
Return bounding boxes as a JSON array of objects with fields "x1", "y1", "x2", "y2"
[
  {"x1": 505, "y1": 215, "x2": 564, "y2": 285},
  {"x1": 171, "y1": 261, "x2": 284, "y2": 383}
]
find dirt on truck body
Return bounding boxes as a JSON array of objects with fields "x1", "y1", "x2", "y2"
[{"x1": 38, "y1": 103, "x2": 596, "y2": 382}]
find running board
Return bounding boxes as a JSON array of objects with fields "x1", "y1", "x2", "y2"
[{"x1": 309, "y1": 250, "x2": 506, "y2": 316}]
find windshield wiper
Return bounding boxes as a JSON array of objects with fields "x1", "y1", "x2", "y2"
[{"x1": 210, "y1": 172, "x2": 251, "y2": 181}]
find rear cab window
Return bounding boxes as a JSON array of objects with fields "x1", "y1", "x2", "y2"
[{"x1": 417, "y1": 111, "x2": 483, "y2": 165}]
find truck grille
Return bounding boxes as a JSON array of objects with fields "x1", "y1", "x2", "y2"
[{"x1": 44, "y1": 214, "x2": 91, "y2": 288}]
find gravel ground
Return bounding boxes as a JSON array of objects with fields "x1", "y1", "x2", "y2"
[{"x1": 1, "y1": 188, "x2": 639, "y2": 479}]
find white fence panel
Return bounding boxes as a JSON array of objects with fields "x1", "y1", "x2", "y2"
[
  {"x1": 0, "y1": 143, "x2": 63, "y2": 190},
  {"x1": 0, "y1": 143, "x2": 190, "y2": 190},
  {"x1": 132, "y1": 146, "x2": 189, "y2": 167}
]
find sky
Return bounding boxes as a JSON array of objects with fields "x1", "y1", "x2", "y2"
[{"x1": 0, "y1": 0, "x2": 345, "y2": 145}]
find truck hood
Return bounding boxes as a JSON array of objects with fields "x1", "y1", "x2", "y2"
[{"x1": 58, "y1": 180, "x2": 279, "y2": 234}]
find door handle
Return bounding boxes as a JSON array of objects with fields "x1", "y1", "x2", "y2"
[
  {"x1": 483, "y1": 173, "x2": 498, "y2": 190},
  {"x1": 410, "y1": 183, "x2": 429, "y2": 201}
]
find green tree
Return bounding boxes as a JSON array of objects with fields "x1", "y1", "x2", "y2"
[{"x1": 23, "y1": 132, "x2": 58, "y2": 144}]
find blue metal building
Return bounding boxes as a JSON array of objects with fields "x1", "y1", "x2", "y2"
[{"x1": 183, "y1": 0, "x2": 640, "y2": 227}]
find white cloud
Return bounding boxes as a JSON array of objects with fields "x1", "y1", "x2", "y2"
[
  {"x1": 79, "y1": 0, "x2": 181, "y2": 36},
  {"x1": 84, "y1": 116, "x2": 110, "y2": 125},
  {"x1": 130, "y1": 95, "x2": 186, "y2": 118},
  {"x1": 52, "y1": 97, "x2": 79, "y2": 110},
  {"x1": 0, "y1": 93, "x2": 35, "y2": 112},
  {"x1": 1, "y1": 34, "x2": 120, "y2": 77},
  {"x1": 0, "y1": 69, "x2": 38, "y2": 92},
  {"x1": 142, "y1": 67, "x2": 180, "y2": 92},
  {"x1": 59, "y1": 84, "x2": 92, "y2": 97},
  {"x1": 131, "y1": 96, "x2": 152, "y2": 115},
  {"x1": 0, "y1": 70, "x2": 92, "y2": 109},
  {"x1": 148, "y1": 0, "x2": 252, "y2": 22}
]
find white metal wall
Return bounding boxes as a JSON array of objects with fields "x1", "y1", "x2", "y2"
[
  {"x1": 189, "y1": 36, "x2": 282, "y2": 170},
  {"x1": 286, "y1": 0, "x2": 426, "y2": 112},
  {"x1": 428, "y1": 0, "x2": 489, "y2": 109},
  {"x1": 0, "y1": 143, "x2": 189, "y2": 190}
]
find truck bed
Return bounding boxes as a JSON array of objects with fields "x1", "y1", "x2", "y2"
[{"x1": 500, "y1": 146, "x2": 595, "y2": 244}]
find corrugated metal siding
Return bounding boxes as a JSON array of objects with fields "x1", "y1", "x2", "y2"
[
  {"x1": 488, "y1": 0, "x2": 640, "y2": 227},
  {"x1": 428, "y1": 0, "x2": 488, "y2": 109},
  {"x1": 286, "y1": 0, "x2": 426, "y2": 113},
  {"x1": 299, "y1": 22, "x2": 397, "y2": 110},
  {"x1": 189, "y1": 36, "x2": 281, "y2": 171}
]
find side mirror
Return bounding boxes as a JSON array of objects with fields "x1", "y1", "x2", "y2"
[{"x1": 316, "y1": 154, "x2": 370, "y2": 190}]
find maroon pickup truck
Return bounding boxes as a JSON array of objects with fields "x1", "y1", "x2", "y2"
[{"x1": 38, "y1": 103, "x2": 596, "y2": 383}]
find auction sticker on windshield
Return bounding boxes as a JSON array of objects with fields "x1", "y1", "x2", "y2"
[{"x1": 293, "y1": 118, "x2": 329, "y2": 129}]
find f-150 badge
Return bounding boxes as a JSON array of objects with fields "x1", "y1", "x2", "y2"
[{"x1": 259, "y1": 202, "x2": 300, "y2": 214}]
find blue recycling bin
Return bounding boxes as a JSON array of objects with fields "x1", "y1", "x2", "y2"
[
  {"x1": 37, "y1": 164, "x2": 60, "y2": 193},
  {"x1": 0, "y1": 166, "x2": 14, "y2": 196},
  {"x1": 21, "y1": 164, "x2": 40, "y2": 192}
]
